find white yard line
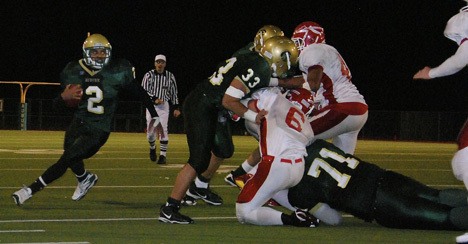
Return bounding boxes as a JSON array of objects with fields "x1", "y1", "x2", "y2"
[
  {"x1": 0, "y1": 217, "x2": 237, "y2": 224},
  {"x1": 0, "y1": 230, "x2": 45, "y2": 233}
]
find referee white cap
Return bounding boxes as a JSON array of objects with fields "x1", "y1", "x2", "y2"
[{"x1": 155, "y1": 54, "x2": 166, "y2": 62}]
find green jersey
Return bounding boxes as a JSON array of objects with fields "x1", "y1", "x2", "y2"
[
  {"x1": 60, "y1": 58, "x2": 136, "y2": 132},
  {"x1": 197, "y1": 52, "x2": 272, "y2": 107},
  {"x1": 232, "y1": 42, "x2": 255, "y2": 57}
]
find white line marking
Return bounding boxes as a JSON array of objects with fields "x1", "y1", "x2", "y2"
[
  {"x1": 0, "y1": 217, "x2": 237, "y2": 224},
  {"x1": 0, "y1": 230, "x2": 45, "y2": 233}
]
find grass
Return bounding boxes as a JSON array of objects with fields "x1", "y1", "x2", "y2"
[{"x1": 0, "y1": 130, "x2": 464, "y2": 243}]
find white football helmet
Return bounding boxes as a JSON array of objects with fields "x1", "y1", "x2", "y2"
[
  {"x1": 291, "y1": 21, "x2": 326, "y2": 53},
  {"x1": 285, "y1": 88, "x2": 314, "y2": 116},
  {"x1": 82, "y1": 33, "x2": 112, "y2": 69}
]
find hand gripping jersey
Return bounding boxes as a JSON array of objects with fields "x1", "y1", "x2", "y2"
[
  {"x1": 197, "y1": 52, "x2": 272, "y2": 106},
  {"x1": 299, "y1": 43, "x2": 366, "y2": 111},
  {"x1": 60, "y1": 58, "x2": 135, "y2": 132}
]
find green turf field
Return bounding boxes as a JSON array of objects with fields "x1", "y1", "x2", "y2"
[{"x1": 0, "y1": 130, "x2": 464, "y2": 243}]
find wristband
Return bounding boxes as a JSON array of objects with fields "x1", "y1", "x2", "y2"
[
  {"x1": 243, "y1": 110, "x2": 258, "y2": 123},
  {"x1": 225, "y1": 86, "x2": 245, "y2": 99}
]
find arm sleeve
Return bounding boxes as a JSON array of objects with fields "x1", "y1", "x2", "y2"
[
  {"x1": 141, "y1": 71, "x2": 156, "y2": 100},
  {"x1": 429, "y1": 43, "x2": 468, "y2": 78},
  {"x1": 123, "y1": 81, "x2": 159, "y2": 118},
  {"x1": 169, "y1": 73, "x2": 180, "y2": 108}
]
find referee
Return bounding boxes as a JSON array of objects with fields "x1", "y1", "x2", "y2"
[{"x1": 141, "y1": 54, "x2": 181, "y2": 164}]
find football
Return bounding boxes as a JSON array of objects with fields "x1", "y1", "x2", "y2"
[{"x1": 64, "y1": 84, "x2": 83, "y2": 108}]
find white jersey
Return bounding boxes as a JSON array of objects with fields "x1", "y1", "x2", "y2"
[
  {"x1": 430, "y1": 6, "x2": 468, "y2": 78},
  {"x1": 253, "y1": 87, "x2": 314, "y2": 158},
  {"x1": 299, "y1": 43, "x2": 366, "y2": 109}
]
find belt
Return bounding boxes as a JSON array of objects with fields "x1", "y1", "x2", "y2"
[{"x1": 280, "y1": 158, "x2": 303, "y2": 164}]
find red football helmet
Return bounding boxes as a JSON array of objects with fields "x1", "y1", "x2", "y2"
[
  {"x1": 291, "y1": 21, "x2": 326, "y2": 53},
  {"x1": 285, "y1": 88, "x2": 314, "y2": 116}
]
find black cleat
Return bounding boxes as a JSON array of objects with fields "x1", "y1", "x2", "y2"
[
  {"x1": 158, "y1": 205, "x2": 194, "y2": 224},
  {"x1": 186, "y1": 183, "x2": 223, "y2": 206},
  {"x1": 157, "y1": 155, "x2": 166, "y2": 164},
  {"x1": 149, "y1": 149, "x2": 156, "y2": 162}
]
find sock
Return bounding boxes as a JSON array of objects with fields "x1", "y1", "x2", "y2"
[
  {"x1": 149, "y1": 140, "x2": 156, "y2": 150},
  {"x1": 29, "y1": 176, "x2": 47, "y2": 194},
  {"x1": 232, "y1": 160, "x2": 252, "y2": 178},
  {"x1": 166, "y1": 197, "x2": 181, "y2": 209},
  {"x1": 195, "y1": 176, "x2": 209, "y2": 189},
  {"x1": 160, "y1": 140, "x2": 168, "y2": 156},
  {"x1": 76, "y1": 171, "x2": 88, "y2": 182},
  {"x1": 241, "y1": 160, "x2": 254, "y2": 173},
  {"x1": 280, "y1": 213, "x2": 293, "y2": 226}
]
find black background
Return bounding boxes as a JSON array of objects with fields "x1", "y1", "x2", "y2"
[{"x1": 1, "y1": 0, "x2": 467, "y2": 112}]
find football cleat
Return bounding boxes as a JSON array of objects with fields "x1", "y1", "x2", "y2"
[
  {"x1": 457, "y1": 232, "x2": 468, "y2": 244},
  {"x1": 12, "y1": 186, "x2": 32, "y2": 206},
  {"x1": 224, "y1": 172, "x2": 238, "y2": 187},
  {"x1": 181, "y1": 195, "x2": 197, "y2": 206},
  {"x1": 289, "y1": 209, "x2": 320, "y2": 228},
  {"x1": 224, "y1": 172, "x2": 254, "y2": 189},
  {"x1": 186, "y1": 183, "x2": 223, "y2": 206},
  {"x1": 149, "y1": 148, "x2": 156, "y2": 162},
  {"x1": 72, "y1": 173, "x2": 98, "y2": 201},
  {"x1": 157, "y1": 155, "x2": 166, "y2": 164},
  {"x1": 159, "y1": 205, "x2": 194, "y2": 224}
]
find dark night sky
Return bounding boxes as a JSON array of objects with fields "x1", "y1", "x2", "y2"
[{"x1": 1, "y1": 0, "x2": 467, "y2": 112}]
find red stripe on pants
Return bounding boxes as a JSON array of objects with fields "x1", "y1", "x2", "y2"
[{"x1": 236, "y1": 155, "x2": 274, "y2": 203}]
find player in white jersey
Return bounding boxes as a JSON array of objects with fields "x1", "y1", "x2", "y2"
[
  {"x1": 236, "y1": 87, "x2": 318, "y2": 227},
  {"x1": 413, "y1": 6, "x2": 468, "y2": 189},
  {"x1": 412, "y1": 6, "x2": 468, "y2": 242},
  {"x1": 292, "y1": 21, "x2": 368, "y2": 155},
  {"x1": 225, "y1": 22, "x2": 366, "y2": 216}
]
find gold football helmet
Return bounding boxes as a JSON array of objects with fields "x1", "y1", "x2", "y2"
[
  {"x1": 259, "y1": 36, "x2": 299, "y2": 79},
  {"x1": 82, "y1": 33, "x2": 112, "y2": 69},
  {"x1": 253, "y1": 25, "x2": 284, "y2": 52}
]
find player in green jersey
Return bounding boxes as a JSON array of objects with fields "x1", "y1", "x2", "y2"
[
  {"x1": 278, "y1": 139, "x2": 468, "y2": 230},
  {"x1": 12, "y1": 33, "x2": 161, "y2": 206},
  {"x1": 159, "y1": 36, "x2": 301, "y2": 224},
  {"x1": 183, "y1": 25, "x2": 288, "y2": 207}
]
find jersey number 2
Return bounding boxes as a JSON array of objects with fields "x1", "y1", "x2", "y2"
[{"x1": 85, "y1": 86, "x2": 104, "y2": 114}]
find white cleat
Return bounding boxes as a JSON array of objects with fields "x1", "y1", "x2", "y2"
[
  {"x1": 72, "y1": 173, "x2": 98, "y2": 201},
  {"x1": 12, "y1": 186, "x2": 32, "y2": 206}
]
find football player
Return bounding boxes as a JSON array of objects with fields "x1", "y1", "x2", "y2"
[
  {"x1": 293, "y1": 21, "x2": 368, "y2": 155},
  {"x1": 273, "y1": 139, "x2": 468, "y2": 230},
  {"x1": 159, "y1": 36, "x2": 302, "y2": 224},
  {"x1": 182, "y1": 25, "x2": 287, "y2": 205},
  {"x1": 413, "y1": 6, "x2": 468, "y2": 189},
  {"x1": 226, "y1": 21, "x2": 367, "y2": 195},
  {"x1": 12, "y1": 33, "x2": 162, "y2": 206},
  {"x1": 236, "y1": 87, "x2": 318, "y2": 227}
]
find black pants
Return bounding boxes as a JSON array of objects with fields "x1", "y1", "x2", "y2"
[{"x1": 41, "y1": 117, "x2": 110, "y2": 185}]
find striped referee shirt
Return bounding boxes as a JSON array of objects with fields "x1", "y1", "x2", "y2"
[{"x1": 141, "y1": 70, "x2": 179, "y2": 107}]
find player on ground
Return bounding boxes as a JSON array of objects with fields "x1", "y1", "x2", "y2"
[
  {"x1": 12, "y1": 33, "x2": 161, "y2": 206},
  {"x1": 158, "y1": 36, "x2": 301, "y2": 224},
  {"x1": 273, "y1": 139, "x2": 468, "y2": 230},
  {"x1": 236, "y1": 87, "x2": 318, "y2": 227}
]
